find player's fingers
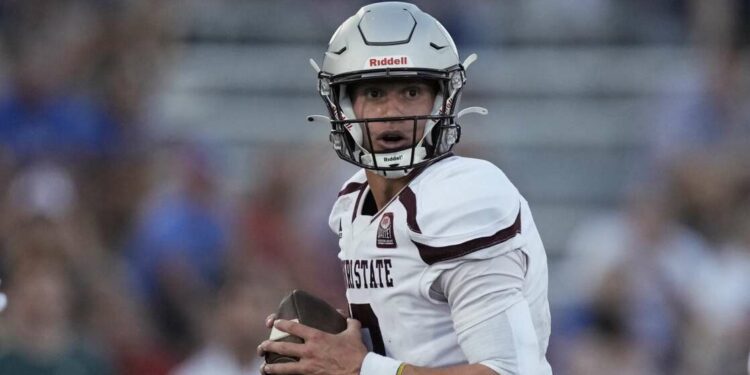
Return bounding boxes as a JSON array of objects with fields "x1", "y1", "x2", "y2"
[
  {"x1": 263, "y1": 361, "x2": 304, "y2": 374},
  {"x1": 274, "y1": 319, "x2": 321, "y2": 340},
  {"x1": 259, "y1": 340, "x2": 306, "y2": 359},
  {"x1": 265, "y1": 313, "x2": 277, "y2": 328}
]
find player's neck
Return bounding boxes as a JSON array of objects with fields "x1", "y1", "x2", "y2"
[{"x1": 365, "y1": 170, "x2": 410, "y2": 210}]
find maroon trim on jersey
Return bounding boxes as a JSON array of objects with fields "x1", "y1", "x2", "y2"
[
  {"x1": 414, "y1": 209, "x2": 522, "y2": 265},
  {"x1": 398, "y1": 187, "x2": 422, "y2": 234},
  {"x1": 368, "y1": 152, "x2": 455, "y2": 224},
  {"x1": 338, "y1": 181, "x2": 367, "y2": 197},
  {"x1": 351, "y1": 184, "x2": 368, "y2": 222}
]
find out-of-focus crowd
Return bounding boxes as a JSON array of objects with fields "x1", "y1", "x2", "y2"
[
  {"x1": 552, "y1": 2, "x2": 750, "y2": 373},
  {"x1": 0, "y1": 1, "x2": 345, "y2": 374},
  {"x1": 0, "y1": 0, "x2": 747, "y2": 375},
  {"x1": 556, "y1": 140, "x2": 750, "y2": 373}
]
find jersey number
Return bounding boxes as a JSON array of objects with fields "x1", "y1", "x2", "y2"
[{"x1": 349, "y1": 303, "x2": 386, "y2": 355}]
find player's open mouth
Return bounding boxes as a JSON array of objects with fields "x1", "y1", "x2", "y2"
[{"x1": 375, "y1": 131, "x2": 411, "y2": 151}]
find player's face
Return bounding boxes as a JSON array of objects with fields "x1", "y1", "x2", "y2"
[{"x1": 350, "y1": 79, "x2": 436, "y2": 153}]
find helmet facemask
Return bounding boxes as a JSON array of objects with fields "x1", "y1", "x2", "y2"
[
  {"x1": 309, "y1": 2, "x2": 484, "y2": 178},
  {"x1": 321, "y1": 68, "x2": 465, "y2": 178}
]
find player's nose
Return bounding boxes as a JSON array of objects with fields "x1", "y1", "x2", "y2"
[
  {"x1": 376, "y1": 91, "x2": 407, "y2": 119},
  {"x1": 374, "y1": 100, "x2": 414, "y2": 135}
]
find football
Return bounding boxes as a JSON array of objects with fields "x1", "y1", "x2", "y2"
[{"x1": 264, "y1": 290, "x2": 347, "y2": 364}]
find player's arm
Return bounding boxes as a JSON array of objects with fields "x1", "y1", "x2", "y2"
[
  {"x1": 398, "y1": 363, "x2": 497, "y2": 375},
  {"x1": 259, "y1": 319, "x2": 498, "y2": 375},
  {"x1": 430, "y1": 248, "x2": 543, "y2": 375},
  {"x1": 260, "y1": 250, "x2": 539, "y2": 375},
  {"x1": 360, "y1": 249, "x2": 540, "y2": 375},
  {"x1": 401, "y1": 165, "x2": 543, "y2": 374}
]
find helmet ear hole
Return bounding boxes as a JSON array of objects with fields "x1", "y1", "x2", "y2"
[
  {"x1": 330, "y1": 132, "x2": 345, "y2": 151},
  {"x1": 445, "y1": 126, "x2": 460, "y2": 148}
]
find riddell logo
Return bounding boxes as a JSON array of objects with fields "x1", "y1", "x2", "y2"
[
  {"x1": 383, "y1": 155, "x2": 403, "y2": 162},
  {"x1": 368, "y1": 56, "x2": 409, "y2": 68}
]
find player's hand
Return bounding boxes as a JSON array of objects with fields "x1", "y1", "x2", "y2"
[
  {"x1": 257, "y1": 313, "x2": 278, "y2": 358},
  {"x1": 265, "y1": 313, "x2": 277, "y2": 329},
  {"x1": 257, "y1": 308, "x2": 349, "y2": 358},
  {"x1": 259, "y1": 318, "x2": 367, "y2": 375},
  {"x1": 256, "y1": 308, "x2": 352, "y2": 372}
]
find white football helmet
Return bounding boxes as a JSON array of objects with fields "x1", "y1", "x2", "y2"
[{"x1": 309, "y1": 2, "x2": 485, "y2": 178}]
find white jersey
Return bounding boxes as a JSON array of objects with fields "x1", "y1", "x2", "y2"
[{"x1": 328, "y1": 156, "x2": 552, "y2": 373}]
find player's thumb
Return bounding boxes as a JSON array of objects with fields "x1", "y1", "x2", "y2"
[{"x1": 345, "y1": 318, "x2": 362, "y2": 332}]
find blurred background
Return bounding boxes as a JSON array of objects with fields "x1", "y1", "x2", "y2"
[{"x1": 0, "y1": 0, "x2": 748, "y2": 374}]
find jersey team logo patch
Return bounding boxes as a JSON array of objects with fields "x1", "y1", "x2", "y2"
[{"x1": 376, "y1": 212, "x2": 397, "y2": 248}]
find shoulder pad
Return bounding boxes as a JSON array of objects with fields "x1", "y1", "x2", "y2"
[{"x1": 403, "y1": 158, "x2": 523, "y2": 264}]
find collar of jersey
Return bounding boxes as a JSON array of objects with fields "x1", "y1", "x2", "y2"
[{"x1": 367, "y1": 152, "x2": 454, "y2": 224}]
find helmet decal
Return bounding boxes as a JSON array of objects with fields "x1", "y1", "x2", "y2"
[{"x1": 365, "y1": 56, "x2": 411, "y2": 68}]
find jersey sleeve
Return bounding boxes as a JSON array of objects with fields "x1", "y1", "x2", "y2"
[
  {"x1": 439, "y1": 249, "x2": 542, "y2": 375},
  {"x1": 406, "y1": 159, "x2": 525, "y2": 265}
]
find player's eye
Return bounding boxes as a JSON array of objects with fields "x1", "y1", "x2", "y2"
[
  {"x1": 364, "y1": 88, "x2": 383, "y2": 99},
  {"x1": 405, "y1": 87, "x2": 420, "y2": 98}
]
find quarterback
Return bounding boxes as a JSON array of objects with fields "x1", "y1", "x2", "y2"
[{"x1": 259, "y1": 2, "x2": 552, "y2": 375}]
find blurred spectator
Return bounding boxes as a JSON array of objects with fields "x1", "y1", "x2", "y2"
[
  {"x1": 171, "y1": 270, "x2": 292, "y2": 375},
  {"x1": 0, "y1": 223, "x2": 112, "y2": 374},
  {"x1": 558, "y1": 149, "x2": 750, "y2": 374},
  {"x1": 565, "y1": 283, "x2": 661, "y2": 375},
  {"x1": 0, "y1": 1, "x2": 747, "y2": 374},
  {"x1": 0, "y1": 163, "x2": 106, "y2": 269},
  {"x1": 556, "y1": 180, "x2": 711, "y2": 374},
  {"x1": 125, "y1": 144, "x2": 229, "y2": 358},
  {"x1": 0, "y1": 162, "x2": 177, "y2": 374},
  {"x1": 83, "y1": 0, "x2": 174, "y2": 250},
  {"x1": 0, "y1": 0, "x2": 172, "y2": 250},
  {"x1": 667, "y1": 148, "x2": 750, "y2": 375},
  {"x1": 0, "y1": 163, "x2": 109, "y2": 326},
  {"x1": 234, "y1": 149, "x2": 349, "y2": 309},
  {"x1": 85, "y1": 262, "x2": 178, "y2": 375},
  {"x1": 649, "y1": 0, "x2": 750, "y2": 171},
  {"x1": 0, "y1": 0, "x2": 122, "y2": 164},
  {"x1": 650, "y1": 47, "x2": 749, "y2": 169}
]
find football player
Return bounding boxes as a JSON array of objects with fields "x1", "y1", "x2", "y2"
[{"x1": 259, "y1": 2, "x2": 552, "y2": 374}]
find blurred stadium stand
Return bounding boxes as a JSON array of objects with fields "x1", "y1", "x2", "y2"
[
  {"x1": 1, "y1": 1, "x2": 748, "y2": 374},
  {"x1": 155, "y1": 0, "x2": 748, "y2": 257}
]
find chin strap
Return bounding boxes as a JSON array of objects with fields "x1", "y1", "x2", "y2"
[{"x1": 360, "y1": 147, "x2": 427, "y2": 171}]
